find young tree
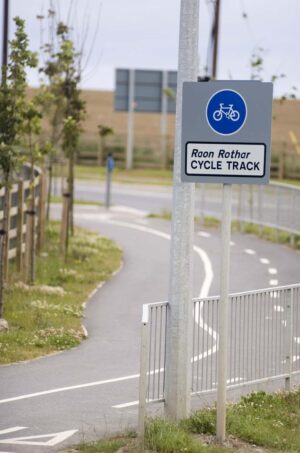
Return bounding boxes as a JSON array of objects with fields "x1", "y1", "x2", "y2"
[
  {"x1": 0, "y1": 17, "x2": 37, "y2": 319},
  {"x1": 97, "y1": 125, "x2": 114, "y2": 165},
  {"x1": 22, "y1": 99, "x2": 43, "y2": 284}
]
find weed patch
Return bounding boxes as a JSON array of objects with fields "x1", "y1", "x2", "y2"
[{"x1": 0, "y1": 222, "x2": 122, "y2": 364}]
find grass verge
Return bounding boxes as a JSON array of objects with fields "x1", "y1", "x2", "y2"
[
  {"x1": 51, "y1": 196, "x2": 103, "y2": 206},
  {"x1": 0, "y1": 222, "x2": 122, "y2": 364},
  {"x1": 75, "y1": 165, "x2": 173, "y2": 185},
  {"x1": 70, "y1": 389, "x2": 299, "y2": 452},
  {"x1": 185, "y1": 390, "x2": 300, "y2": 452}
]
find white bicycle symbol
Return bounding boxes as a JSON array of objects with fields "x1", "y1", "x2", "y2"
[{"x1": 212, "y1": 103, "x2": 240, "y2": 122}]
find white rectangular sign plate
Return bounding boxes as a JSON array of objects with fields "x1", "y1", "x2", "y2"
[{"x1": 185, "y1": 142, "x2": 266, "y2": 178}]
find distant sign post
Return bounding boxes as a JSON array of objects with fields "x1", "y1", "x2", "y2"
[
  {"x1": 181, "y1": 80, "x2": 273, "y2": 442},
  {"x1": 115, "y1": 69, "x2": 177, "y2": 169}
]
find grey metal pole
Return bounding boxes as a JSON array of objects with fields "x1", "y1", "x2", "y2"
[
  {"x1": 2, "y1": 0, "x2": 9, "y2": 69},
  {"x1": 126, "y1": 69, "x2": 135, "y2": 170},
  {"x1": 105, "y1": 171, "x2": 111, "y2": 209},
  {"x1": 216, "y1": 183, "x2": 232, "y2": 442},
  {"x1": 165, "y1": 0, "x2": 199, "y2": 420},
  {"x1": 160, "y1": 70, "x2": 168, "y2": 168}
]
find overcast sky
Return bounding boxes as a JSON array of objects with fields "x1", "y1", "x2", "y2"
[{"x1": 1, "y1": 0, "x2": 299, "y2": 98}]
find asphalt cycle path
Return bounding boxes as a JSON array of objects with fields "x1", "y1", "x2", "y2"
[{"x1": 0, "y1": 204, "x2": 299, "y2": 453}]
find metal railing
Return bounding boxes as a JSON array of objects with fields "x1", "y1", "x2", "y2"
[
  {"x1": 141, "y1": 284, "x2": 300, "y2": 406},
  {"x1": 196, "y1": 182, "x2": 300, "y2": 237}
]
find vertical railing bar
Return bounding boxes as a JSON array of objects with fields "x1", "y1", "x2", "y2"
[
  {"x1": 258, "y1": 291, "x2": 261, "y2": 379},
  {"x1": 147, "y1": 307, "x2": 153, "y2": 400},
  {"x1": 152, "y1": 306, "x2": 158, "y2": 400},
  {"x1": 162, "y1": 304, "x2": 167, "y2": 396},
  {"x1": 215, "y1": 298, "x2": 219, "y2": 388},
  {"x1": 210, "y1": 298, "x2": 213, "y2": 390},
  {"x1": 201, "y1": 300, "x2": 205, "y2": 391},
  {"x1": 191, "y1": 302, "x2": 195, "y2": 392},
  {"x1": 157, "y1": 305, "x2": 163, "y2": 399},
  {"x1": 206, "y1": 300, "x2": 209, "y2": 390},
  {"x1": 196, "y1": 300, "x2": 201, "y2": 392}
]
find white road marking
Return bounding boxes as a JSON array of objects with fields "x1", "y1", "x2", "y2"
[
  {"x1": 0, "y1": 374, "x2": 140, "y2": 405},
  {"x1": 270, "y1": 279, "x2": 278, "y2": 286},
  {"x1": 268, "y1": 268, "x2": 278, "y2": 275},
  {"x1": 0, "y1": 430, "x2": 77, "y2": 447},
  {"x1": 110, "y1": 206, "x2": 149, "y2": 217},
  {"x1": 113, "y1": 400, "x2": 139, "y2": 409},
  {"x1": 274, "y1": 305, "x2": 284, "y2": 312},
  {"x1": 0, "y1": 428, "x2": 26, "y2": 436},
  {"x1": 260, "y1": 258, "x2": 270, "y2": 264},
  {"x1": 197, "y1": 231, "x2": 211, "y2": 238},
  {"x1": 244, "y1": 249, "x2": 256, "y2": 255}
]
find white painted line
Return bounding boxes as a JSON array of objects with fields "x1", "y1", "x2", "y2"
[
  {"x1": 268, "y1": 268, "x2": 278, "y2": 275},
  {"x1": 197, "y1": 231, "x2": 211, "y2": 238},
  {"x1": 0, "y1": 428, "x2": 26, "y2": 436},
  {"x1": 110, "y1": 206, "x2": 149, "y2": 217},
  {"x1": 0, "y1": 430, "x2": 77, "y2": 447},
  {"x1": 270, "y1": 279, "x2": 278, "y2": 286},
  {"x1": 0, "y1": 374, "x2": 140, "y2": 405},
  {"x1": 113, "y1": 400, "x2": 139, "y2": 409},
  {"x1": 244, "y1": 249, "x2": 256, "y2": 255},
  {"x1": 294, "y1": 337, "x2": 300, "y2": 344},
  {"x1": 274, "y1": 305, "x2": 284, "y2": 312},
  {"x1": 260, "y1": 258, "x2": 270, "y2": 264}
]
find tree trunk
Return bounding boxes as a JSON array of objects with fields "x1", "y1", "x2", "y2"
[
  {"x1": 0, "y1": 171, "x2": 11, "y2": 318},
  {"x1": 29, "y1": 159, "x2": 36, "y2": 285},
  {"x1": 46, "y1": 162, "x2": 53, "y2": 221},
  {"x1": 68, "y1": 154, "x2": 74, "y2": 236}
]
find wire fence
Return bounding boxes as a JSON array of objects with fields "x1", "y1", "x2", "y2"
[{"x1": 142, "y1": 284, "x2": 300, "y2": 405}]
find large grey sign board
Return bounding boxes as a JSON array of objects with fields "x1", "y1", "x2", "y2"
[
  {"x1": 181, "y1": 81, "x2": 273, "y2": 184},
  {"x1": 115, "y1": 68, "x2": 177, "y2": 113}
]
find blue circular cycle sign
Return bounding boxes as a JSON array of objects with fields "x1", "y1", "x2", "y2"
[{"x1": 206, "y1": 89, "x2": 247, "y2": 135}]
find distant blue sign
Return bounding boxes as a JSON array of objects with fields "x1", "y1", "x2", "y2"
[{"x1": 206, "y1": 89, "x2": 247, "y2": 136}]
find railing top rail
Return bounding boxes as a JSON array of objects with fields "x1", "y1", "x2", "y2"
[
  {"x1": 141, "y1": 301, "x2": 168, "y2": 323},
  {"x1": 270, "y1": 181, "x2": 300, "y2": 192},
  {"x1": 192, "y1": 283, "x2": 300, "y2": 303}
]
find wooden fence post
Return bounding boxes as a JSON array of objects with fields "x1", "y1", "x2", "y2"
[
  {"x1": 24, "y1": 209, "x2": 35, "y2": 284},
  {"x1": 16, "y1": 180, "x2": 24, "y2": 273}
]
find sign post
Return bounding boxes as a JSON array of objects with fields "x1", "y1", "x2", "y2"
[{"x1": 181, "y1": 80, "x2": 273, "y2": 441}]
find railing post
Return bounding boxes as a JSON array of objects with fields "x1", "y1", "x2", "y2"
[
  {"x1": 138, "y1": 305, "x2": 150, "y2": 451},
  {"x1": 285, "y1": 288, "x2": 293, "y2": 392},
  {"x1": 16, "y1": 180, "x2": 24, "y2": 272}
]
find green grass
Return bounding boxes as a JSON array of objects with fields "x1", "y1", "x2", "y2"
[
  {"x1": 0, "y1": 222, "x2": 122, "y2": 364},
  {"x1": 185, "y1": 390, "x2": 300, "y2": 452},
  {"x1": 50, "y1": 196, "x2": 103, "y2": 206},
  {"x1": 75, "y1": 165, "x2": 173, "y2": 185},
  {"x1": 145, "y1": 418, "x2": 230, "y2": 453},
  {"x1": 76, "y1": 437, "x2": 129, "y2": 453}
]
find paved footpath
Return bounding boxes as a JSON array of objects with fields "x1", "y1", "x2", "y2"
[{"x1": 0, "y1": 204, "x2": 299, "y2": 453}]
